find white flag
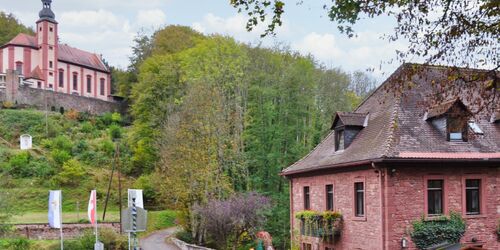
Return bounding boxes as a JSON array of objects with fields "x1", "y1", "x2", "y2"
[
  {"x1": 48, "y1": 190, "x2": 62, "y2": 228},
  {"x1": 88, "y1": 190, "x2": 97, "y2": 225}
]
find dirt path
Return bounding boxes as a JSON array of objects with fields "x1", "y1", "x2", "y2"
[{"x1": 139, "y1": 227, "x2": 180, "y2": 250}]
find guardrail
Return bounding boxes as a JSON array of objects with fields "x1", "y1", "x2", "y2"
[{"x1": 171, "y1": 238, "x2": 215, "y2": 250}]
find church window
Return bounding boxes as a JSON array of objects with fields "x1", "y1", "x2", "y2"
[
  {"x1": 37, "y1": 81, "x2": 42, "y2": 88},
  {"x1": 49, "y1": 61, "x2": 53, "y2": 68},
  {"x1": 72, "y1": 73, "x2": 78, "y2": 90},
  {"x1": 100, "y1": 78, "x2": 105, "y2": 95},
  {"x1": 15, "y1": 62, "x2": 23, "y2": 75},
  {"x1": 49, "y1": 27, "x2": 53, "y2": 32},
  {"x1": 86, "y1": 75, "x2": 92, "y2": 93},
  {"x1": 58, "y1": 69, "x2": 64, "y2": 88}
]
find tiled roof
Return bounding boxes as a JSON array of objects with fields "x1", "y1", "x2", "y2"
[
  {"x1": 398, "y1": 152, "x2": 500, "y2": 159},
  {"x1": 6, "y1": 34, "x2": 37, "y2": 48},
  {"x1": 58, "y1": 44, "x2": 109, "y2": 72},
  {"x1": 332, "y1": 112, "x2": 368, "y2": 128},
  {"x1": 426, "y1": 98, "x2": 459, "y2": 119},
  {"x1": 4, "y1": 33, "x2": 109, "y2": 72},
  {"x1": 282, "y1": 64, "x2": 500, "y2": 175},
  {"x1": 26, "y1": 66, "x2": 44, "y2": 80}
]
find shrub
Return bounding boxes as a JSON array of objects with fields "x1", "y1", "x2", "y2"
[
  {"x1": 411, "y1": 212, "x2": 466, "y2": 249},
  {"x1": 193, "y1": 192, "x2": 271, "y2": 249},
  {"x1": 109, "y1": 124, "x2": 122, "y2": 140},
  {"x1": 4, "y1": 151, "x2": 30, "y2": 177},
  {"x1": 80, "y1": 121, "x2": 95, "y2": 134},
  {"x1": 176, "y1": 230, "x2": 194, "y2": 244},
  {"x1": 52, "y1": 159, "x2": 86, "y2": 187},
  {"x1": 2, "y1": 101, "x2": 14, "y2": 109},
  {"x1": 111, "y1": 112, "x2": 122, "y2": 124},
  {"x1": 99, "y1": 139, "x2": 115, "y2": 156},
  {"x1": 72, "y1": 140, "x2": 88, "y2": 155},
  {"x1": 51, "y1": 149, "x2": 71, "y2": 166},
  {"x1": 5, "y1": 238, "x2": 31, "y2": 250},
  {"x1": 52, "y1": 135, "x2": 73, "y2": 152},
  {"x1": 64, "y1": 109, "x2": 80, "y2": 120}
]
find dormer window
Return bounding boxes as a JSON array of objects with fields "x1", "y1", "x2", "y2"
[
  {"x1": 425, "y1": 98, "x2": 471, "y2": 142},
  {"x1": 332, "y1": 112, "x2": 368, "y2": 151},
  {"x1": 447, "y1": 115, "x2": 467, "y2": 141},
  {"x1": 335, "y1": 129, "x2": 344, "y2": 151}
]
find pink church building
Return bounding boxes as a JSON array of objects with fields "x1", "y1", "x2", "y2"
[{"x1": 0, "y1": 0, "x2": 111, "y2": 101}]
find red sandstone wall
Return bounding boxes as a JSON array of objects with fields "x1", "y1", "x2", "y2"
[
  {"x1": 291, "y1": 167, "x2": 383, "y2": 250},
  {"x1": 386, "y1": 165, "x2": 499, "y2": 249}
]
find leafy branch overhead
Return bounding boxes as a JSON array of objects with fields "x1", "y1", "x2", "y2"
[{"x1": 231, "y1": 0, "x2": 499, "y2": 69}]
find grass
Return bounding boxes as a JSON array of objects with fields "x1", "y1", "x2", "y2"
[
  {"x1": 9, "y1": 210, "x2": 120, "y2": 224},
  {"x1": 139, "y1": 210, "x2": 178, "y2": 237}
]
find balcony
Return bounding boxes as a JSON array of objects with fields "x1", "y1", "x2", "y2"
[{"x1": 296, "y1": 211, "x2": 343, "y2": 241}]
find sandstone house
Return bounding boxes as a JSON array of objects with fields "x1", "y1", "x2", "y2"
[{"x1": 282, "y1": 64, "x2": 500, "y2": 250}]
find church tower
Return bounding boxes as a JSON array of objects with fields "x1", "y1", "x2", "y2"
[{"x1": 36, "y1": 0, "x2": 58, "y2": 89}]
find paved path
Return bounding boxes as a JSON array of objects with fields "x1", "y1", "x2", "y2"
[{"x1": 140, "y1": 227, "x2": 180, "y2": 250}]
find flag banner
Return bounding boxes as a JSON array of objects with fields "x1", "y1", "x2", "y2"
[
  {"x1": 88, "y1": 190, "x2": 97, "y2": 225},
  {"x1": 48, "y1": 190, "x2": 62, "y2": 229}
]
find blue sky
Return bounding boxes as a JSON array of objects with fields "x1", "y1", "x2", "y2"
[{"x1": 2, "y1": 0, "x2": 410, "y2": 78}]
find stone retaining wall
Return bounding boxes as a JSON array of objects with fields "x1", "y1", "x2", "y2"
[
  {"x1": 0, "y1": 71, "x2": 127, "y2": 115},
  {"x1": 13, "y1": 223, "x2": 121, "y2": 240}
]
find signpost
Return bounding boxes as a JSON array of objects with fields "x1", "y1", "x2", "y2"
[{"x1": 123, "y1": 190, "x2": 147, "y2": 250}]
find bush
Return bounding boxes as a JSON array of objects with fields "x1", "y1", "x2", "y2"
[
  {"x1": 65, "y1": 228, "x2": 127, "y2": 250},
  {"x1": 51, "y1": 149, "x2": 71, "y2": 166},
  {"x1": 5, "y1": 238, "x2": 31, "y2": 250},
  {"x1": 411, "y1": 212, "x2": 466, "y2": 249},
  {"x1": 176, "y1": 230, "x2": 194, "y2": 244},
  {"x1": 109, "y1": 124, "x2": 122, "y2": 140},
  {"x1": 64, "y1": 109, "x2": 80, "y2": 120},
  {"x1": 72, "y1": 140, "x2": 89, "y2": 155},
  {"x1": 52, "y1": 159, "x2": 86, "y2": 187},
  {"x1": 52, "y1": 136, "x2": 73, "y2": 152},
  {"x1": 4, "y1": 151, "x2": 30, "y2": 177}
]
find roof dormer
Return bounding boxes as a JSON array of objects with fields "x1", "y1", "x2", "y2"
[
  {"x1": 491, "y1": 109, "x2": 500, "y2": 123},
  {"x1": 425, "y1": 98, "x2": 472, "y2": 142},
  {"x1": 332, "y1": 112, "x2": 369, "y2": 151}
]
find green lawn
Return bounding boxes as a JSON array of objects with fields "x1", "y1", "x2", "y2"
[{"x1": 9, "y1": 210, "x2": 120, "y2": 224}]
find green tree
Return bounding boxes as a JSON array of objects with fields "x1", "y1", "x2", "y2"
[
  {"x1": 151, "y1": 25, "x2": 205, "y2": 56},
  {"x1": 0, "y1": 12, "x2": 34, "y2": 45}
]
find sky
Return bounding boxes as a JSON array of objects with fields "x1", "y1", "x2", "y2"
[{"x1": 1, "y1": 0, "x2": 411, "y2": 79}]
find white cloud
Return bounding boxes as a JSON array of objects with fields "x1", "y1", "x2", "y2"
[
  {"x1": 136, "y1": 9, "x2": 166, "y2": 28},
  {"x1": 60, "y1": 9, "x2": 123, "y2": 31},
  {"x1": 191, "y1": 13, "x2": 290, "y2": 44},
  {"x1": 292, "y1": 32, "x2": 342, "y2": 61}
]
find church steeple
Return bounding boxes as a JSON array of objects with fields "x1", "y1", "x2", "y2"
[{"x1": 38, "y1": 0, "x2": 57, "y2": 23}]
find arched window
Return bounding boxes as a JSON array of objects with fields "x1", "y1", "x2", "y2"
[
  {"x1": 72, "y1": 72, "x2": 78, "y2": 90},
  {"x1": 100, "y1": 78, "x2": 105, "y2": 96},
  {"x1": 15, "y1": 61, "x2": 23, "y2": 75},
  {"x1": 58, "y1": 69, "x2": 64, "y2": 88},
  {"x1": 86, "y1": 75, "x2": 92, "y2": 93}
]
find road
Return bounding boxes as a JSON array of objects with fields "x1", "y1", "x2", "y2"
[{"x1": 140, "y1": 227, "x2": 180, "y2": 250}]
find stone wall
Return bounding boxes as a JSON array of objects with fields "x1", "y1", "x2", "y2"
[
  {"x1": 0, "y1": 70, "x2": 126, "y2": 115},
  {"x1": 290, "y1": 163, "x2": 500, "y2": 250},
  {"x1": 290, "y1": 166, "x2": 383, "y2": 250},
  {"x1": 386, "y1": 164, "x2": 499, "y2": 250},
  {"x1": 13, "y1": 85, "x2": 126, "y2": 115},
  {"x1": 13, "y1": 222, "x2": 121, "y2": 240}
]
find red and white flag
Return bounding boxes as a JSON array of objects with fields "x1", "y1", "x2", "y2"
[{"x1": 87, "y1": 190, "x2": 97, "y2": 225}]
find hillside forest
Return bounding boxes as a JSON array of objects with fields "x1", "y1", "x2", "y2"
[{"x1": 0, "y1": 13, "x2": 377, "y2": 249}]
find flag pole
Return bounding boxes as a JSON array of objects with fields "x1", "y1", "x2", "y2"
[
  {"x1": 60, "y1": 191, "x2": 64, "y2": 250},
  {"x1": 95, "y1": 190, "x2": 98, "y2": 245}
]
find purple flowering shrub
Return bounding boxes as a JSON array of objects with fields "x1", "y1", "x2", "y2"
[{"x1": 193, "y1": 192, "x2": 271, "y2": 249}]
